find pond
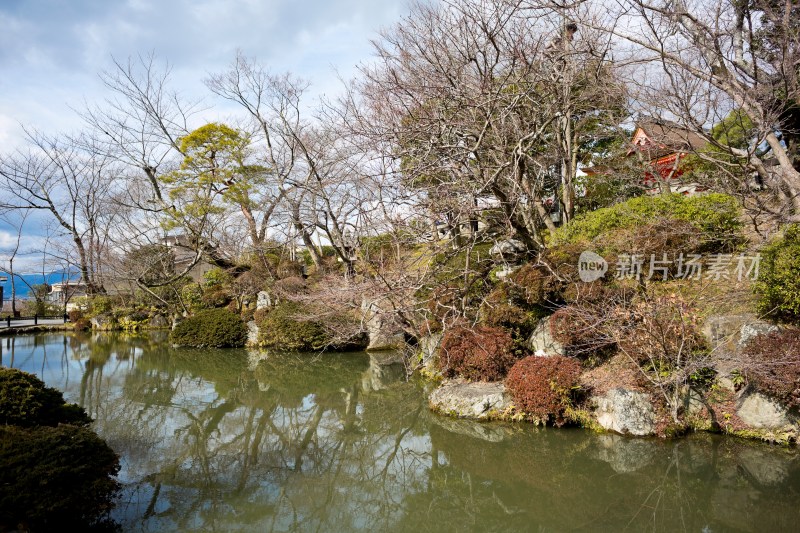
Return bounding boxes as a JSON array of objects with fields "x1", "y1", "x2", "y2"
[{"x1": 2, "y1": 332, "x2": 800, "y2": 532}]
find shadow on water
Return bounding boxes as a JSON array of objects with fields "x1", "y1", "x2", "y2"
[{"x1": 3, "y1": 332, "x2": 800, "y2": 532}]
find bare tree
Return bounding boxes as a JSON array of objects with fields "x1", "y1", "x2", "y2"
[
  {"x1": 604, "y1": 0, "x2": 800, "y2": 217},
  {"x1": 0, "y1": 131, "x2": 118, "y2": 293}
]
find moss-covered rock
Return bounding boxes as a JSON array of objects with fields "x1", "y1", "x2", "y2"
[
  {"x1": 255, "y1": 301, "x2": 333, "y2": 351},
  {"x1": 169, "y1": 308, "x2": 248, "y2": 348}
]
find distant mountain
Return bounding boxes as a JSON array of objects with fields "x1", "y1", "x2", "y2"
[{"x1": 0, "y1": 270, "x2": 79, "y2": 301}]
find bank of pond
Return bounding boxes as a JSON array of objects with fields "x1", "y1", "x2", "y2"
[{"x1": 1, "y1": 331, "x2": 800, "y2": 532}]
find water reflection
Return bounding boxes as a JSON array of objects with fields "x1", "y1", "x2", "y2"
[{"x1": 3, "y1": 332, "x2": 800, "y2": 532}]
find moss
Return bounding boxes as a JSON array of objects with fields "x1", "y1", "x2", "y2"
[
  {"x1": 0, "y1": 368, "x2": 120, "y2": 530},
  {"x1": 0, "y1": 425, "x2": 120, "y2": 530},
  {"x1": 0, "y1": 368, "x2": 92, "y2": 427},
  {"x1": 170, "y1": 308, "x2": 248, "y2": 348},
  {"x1": 563, "y1": 406, "x2": 604, "y2": 432},
  {"x1": 550, "y1": 193, "x2": 743, "y2": 253},
  {"x1": 255, "y1": 301, "x2": 333, "y2": 352}
]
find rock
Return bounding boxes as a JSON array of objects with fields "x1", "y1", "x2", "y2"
[
  {"x1": 736, "y1": 391, "x2": 792, "y2": 429},
  {"x1": 702, "y1": 314, "x2": 778, "y2": 366},
  {"x1": 738, "y1": 322, "x2": 779, "y2": 348},
  {"x1": 256, "y1": 291, "x2": 272, "y2": 310},
  {"x1": 419, "y1": 332, "x2": 444, "y2": 375},
  {"x1": 593, "y1": 433, "x2": 656, "y2": 473},
  {"x1": 526, "y1": 316, "x2": 566, "y2": 357},
  {"x1": 362, "y1": 351, "x2": 406, "y2": 391},
  {"x1": 593, "y1": 388, "x2": 656, "y2": 436},
  {"x1": 246, "y1": 321, "x2": 260, "y2": 347},
  {"x1": 429, "y1": 379, "x2": 510, "y2": 420},
  {"x1": 489, "y1": 239, "x2": 525, "y2": 257},
  {"x1": 362, "y1": 298, "x2": 406, "y2": 351},
  {"x1": 149, "y1": 315, "x2": 169, "y2": 329},
  {"x1": 90, "y1": 314, "x2": 116, "y2": 331},
  {"x1": 494, "y1": 266, "x2": 516, "y2": 280}
]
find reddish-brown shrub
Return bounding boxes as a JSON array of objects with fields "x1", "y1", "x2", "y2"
[
  {"x1": 438, "y1": 326, "x2": 517, "y2": 381},
  {"x1": 742, "y1": 329, "x2": 800, "y2": 408},
  {"x1": 67, "y1": 309, "x2": 84, "y2": 322},
  {"x1": 506, "y1": 355, "x2": 583, "y2": 424}
]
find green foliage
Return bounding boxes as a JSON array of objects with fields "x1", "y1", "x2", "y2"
[
  {"x1": 755, "y1": 224, "x2": 800, "y2": 321},
  {"x1": 160, "y1": 122, "x2": 268, "y2": 231},
  {"x1": 180, "y1": 282, "x2": 206, "y2": 313},
  {"x1": 169, "y1": 308, "x2": 248, "y2": 348},
  {"x1": 709, "y1": 109, "x2": 755, "y2": 149},
  {"x1": 203, "y1": 266, "x2": 233, "y2": 288},
  {"x1": 0, "y1": 368, "x2": 119, "y2": 529},
  {"x1": 551, "y1": 193, "x2": 743, "y2": 253},
  {"x1": 255, "y1": 301, "x2": 333, "y2": 352},
  {"x1": 506, "y1": 355, "x2": 583, "y2": 425},
  {"x1": 0, "y1": 424, "x2": 120, "y2": 530},
  {"x1": 0, "y1": 368, "x2": 91, "y2": 427}
]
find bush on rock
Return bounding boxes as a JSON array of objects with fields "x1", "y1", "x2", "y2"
[
  {"x1": 170, "y1": 308, "x2": 248, "y2": 348},
  {"x1": 256, "y1": 301, "x2": 333, "y2": 351},
  {"x1": 438, "y1": 325, "x2": 517, "y2": 381},
  {"x1": 506, "y1": 355, "x2": 582, "y2": 424},
  {"x1": 0, "y1": 368, "x2": 119, "y2": 531}
]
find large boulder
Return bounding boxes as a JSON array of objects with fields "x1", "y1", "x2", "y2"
[
  {"x1": 148, "y1": 314, "x2": 169, "y2": 329},
  {"x1": 362, "y1": 298, "x2": 406, "y2": 351},
  {"x1": 736, "y1": 390, "x2": 794, "y2": 429},
  {"x1": 89, "y1": 314, "x2": 116, "y2": 331},
  {"x1": 489, "y1": 238, "x2": 525, "y2": 258},
  {"x1": 256, "y1": 291, "x2": 272, "y2": 310},
  {"x1": 429, "y1": 379, "x2": 511, "y2": 420},
  {"x1": 702, "y1": 314, "x2": 778, "y2": 368},
  {"x1": 593, "y1": 388, "x2": 656, "y2": 436},
  {"x1": 418, "y1": 332, "x2": 444, "y2": 375},
  {"x1": 526, "y1": 316, "x2": 566, "y2": 356}
]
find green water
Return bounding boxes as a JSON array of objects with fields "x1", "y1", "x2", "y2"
[{"x1": 2, "y1": 332, "x2": 800, "y2": 532}]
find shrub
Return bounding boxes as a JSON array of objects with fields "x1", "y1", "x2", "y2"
[
  {"x1": 438, "y1": 325, "x2": 517, "y2": 381},
  {"x1": 68, "y1": 309, "x2": 84, "y2": 322},
  {"x1": 0, "y1": 368, "x2": 91, "y2": 427},
  {"x1": 0, "y1": 424, "x2": 120, "y2": 530},
  {"x1": 742, "y1": 329, "x2": 800, "y2": 408},
  {"x1": 73, "y1": 318, "x2": 91, "y2": 332},
  {"x1": 549, "y1": 305, "x2": 615, "y2": 360},
  {"x1": 256, "y1": 301, "x2": 333, "y2": 351},
  {"x1": 506, "y1": 355, "x2": 583, "y2": 424},
  {"x1": 169, "y1": 308, "x2": 248, "y2": 348},
  {"x1": 551, "y1": 193, "x2": 743, "y2": 253},
  {"x1": 755, "y1": 224, "x2": 800, "y2": 322},
  {"x1": 616, "y1": 296, "x2": 708, "y2": 370}
]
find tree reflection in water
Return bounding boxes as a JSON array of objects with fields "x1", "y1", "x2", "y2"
[{"x1": 3, "y1": 332, "x2": 800, "y2": 532}]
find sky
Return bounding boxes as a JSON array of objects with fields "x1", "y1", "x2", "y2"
[{"x1": 0, "y1": 0, "x2": 409, "y2": 273}]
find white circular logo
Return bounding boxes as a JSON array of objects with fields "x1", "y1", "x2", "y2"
[{"x1": 578, "y1": 251, "x2": 608, "y2": 282}]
